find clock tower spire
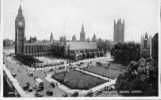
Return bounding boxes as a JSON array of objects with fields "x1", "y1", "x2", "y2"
[{"x1": 15, "y1": 2, "x2": 25, "y2": 55}]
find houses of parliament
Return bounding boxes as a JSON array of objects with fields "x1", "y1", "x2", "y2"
[{"x1": 15, "y1": 5, "x2": 104, "y2": 61}]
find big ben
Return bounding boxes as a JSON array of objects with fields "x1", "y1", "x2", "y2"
[{"x1": 15, "y1": 5, "x2": 25, "y2": 55}]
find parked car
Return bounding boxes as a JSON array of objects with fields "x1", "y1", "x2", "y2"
[{"x1": 35, "y1": 78, "x2": 44, "y2": 91}]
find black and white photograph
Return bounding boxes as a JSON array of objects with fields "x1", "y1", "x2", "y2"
[{"x1": 2, "y1": 0, "x2": 159, "y2": 98}]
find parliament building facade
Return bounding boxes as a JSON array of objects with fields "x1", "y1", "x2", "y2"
[{"x1": 15, "y1": 5, "x2": 104, "y2": 61}]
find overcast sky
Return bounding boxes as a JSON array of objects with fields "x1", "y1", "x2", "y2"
[{"x1": 3, "y1": 0, "x2": 160, "y2": 42}]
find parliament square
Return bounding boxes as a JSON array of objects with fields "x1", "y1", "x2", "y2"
[{"x1": 3, "y1": 0, "x2": 158, "y2": 97}]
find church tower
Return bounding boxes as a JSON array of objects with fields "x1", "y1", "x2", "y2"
[
  {"x1": 80, "y1": 24, "x2": 86, "y2": 41},
  {"x1": 15, "y1": 4, "x2": 25, "y2": 55}
]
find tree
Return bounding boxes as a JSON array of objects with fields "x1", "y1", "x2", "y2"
[
  {"x1": 140, "y1": 49, "x2": 150, "y2": 58},
  {"x1": 111, "y1": 42, "x2": 140, "y2": 65},
  {"x1": 96, "y1": 39, "x2": 112, "y2": 53},
  {"x1": 127, "y1": 61, "x2": 138, "y2": 72},
  {"x1": 115, "y1": 57, "x2": 158, "y2": 96},
  {"x1": 115, "y1": 74, "x2": 130, "y2": 92}
]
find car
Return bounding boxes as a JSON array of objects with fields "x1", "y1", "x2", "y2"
[
  {"x1": 12, "y1": 72, "x2": 16, "y2": 77},
  {"x1": 28, "y1": 88, "x2": 33, "y2": 92},
  {"x1": 35, "y1": 78, "x2": 44, "y2": 91},
  {"x1": 50, "y1": 83, "x2": 55, "y2": 88},
  {"x1": 46, "y1": 90, "x2": 53, "y2": 96},
  {"x1": 35, "y1": 91, "x2": 43, "y2": 97}
]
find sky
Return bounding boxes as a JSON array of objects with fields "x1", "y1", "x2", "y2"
[{"x1": 3, "y1": 0, "x2": 160, "y2": 42}]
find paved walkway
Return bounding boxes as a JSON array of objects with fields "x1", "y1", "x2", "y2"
[
  {"x1": 26, "y1": 56, "x2": 113, "y2": 71},
  {"x1": 76, "y1": 68, "x2": 112, "y2": 81}
]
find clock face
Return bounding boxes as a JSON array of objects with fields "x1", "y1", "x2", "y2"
[{"x1": 18, "y1": 21, "x2": 23, "y2": 27}]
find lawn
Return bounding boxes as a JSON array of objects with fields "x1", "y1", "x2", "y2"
[
  {"x1": 82, "y1": 63, "x2": 126, "y2": 79},
  {"x1": 52, "y1": 70, "x2": 107, "y2": 90}
]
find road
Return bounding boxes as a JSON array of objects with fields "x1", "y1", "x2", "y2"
[{"x1": 3, "y1": 50, "x2": 114, "y2": 97}]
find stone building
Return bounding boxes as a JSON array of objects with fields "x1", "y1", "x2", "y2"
[
  {"x1": 28, "y1": 37, "x2": 37, "y2": 43},
  {"x1": 113, "y1": 19, "x2": 125, "y2": 43},
  {"x1": 151, "y1": 33, "x2": 158, "y2": 60},
  {"x1": 15, "y1": 5, "x2": 104, "y2": 61},
  {"x1": 140, "y1": 33, "x2": 152, "y2": 57},
  {"x1": 66, "y1": 42, "x2": 104, "y2": 60},
  {"x1": 24, "y1": 42, "x2": 53, "y2": 56},
  {"x1": 141, "y1": 33, "x2": 151, "y2": 49},
  {"x1": 3, "y1": 39, "x2": 14, "y2": 47},
  {"x1": 15, "y1": 5, "x2": 25, "y2": 55},
  {"x1": 92, "y1": 33, "x2": 96, "y2": 42},
  {"x1": 72, "y1": 35, "x2": 76, "y2": 41}
]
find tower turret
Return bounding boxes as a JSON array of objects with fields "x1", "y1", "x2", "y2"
[
  {"x1": 80, "y1": 24, "x2": 86, "y2": 41},
  {"x1": 113, "y1": 19, "x2": 125, "y2": 43},
  {"x1": 50, "y1": 32, "x2": 54, "y2": 43}
]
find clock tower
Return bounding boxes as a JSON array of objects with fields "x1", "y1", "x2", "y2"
[{"x1": 15, "y1": 5, "x2": 25, "y2": 55}]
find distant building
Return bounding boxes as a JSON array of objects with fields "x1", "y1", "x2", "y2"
[
  {"x1": 113, "y1": 19, "x2": 125, "y2": 43},
  {"x1": 67, "y1": 42, "x2": 97, "y2": 50},
  {"x1": 72, "y1": 35, "x2": 76, "y2": 41},
  {"x1": 92, "y1": 33, "x2": 96, "y2": 42},
  {"x1": 140, "y1": 33, "x2": 152, "y2": 57},
  {"x1": 59, "y1": 36, "x2": 66, "y2": 42},
  {"x1": 80, "y1": 24, "x2": 86, "y2": 41},
  {"x1": 86, "y1": 37, "x2": 90, "y2": 42},
  {"x1": 50, "y1": 32, "x2": 54, "y2": 43},
  {"x1": 28, "y1": 37, "x2": 37, "y2": 43},
  {"x1": 141, "y1": 33, "x2": 151, "y2": 49},
  {"x1": 152, "y1": 33, "x2": 158, "y2": 60},
  {"x1": 3, "y1": 39, "x2": 14, "y2": 47}
]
